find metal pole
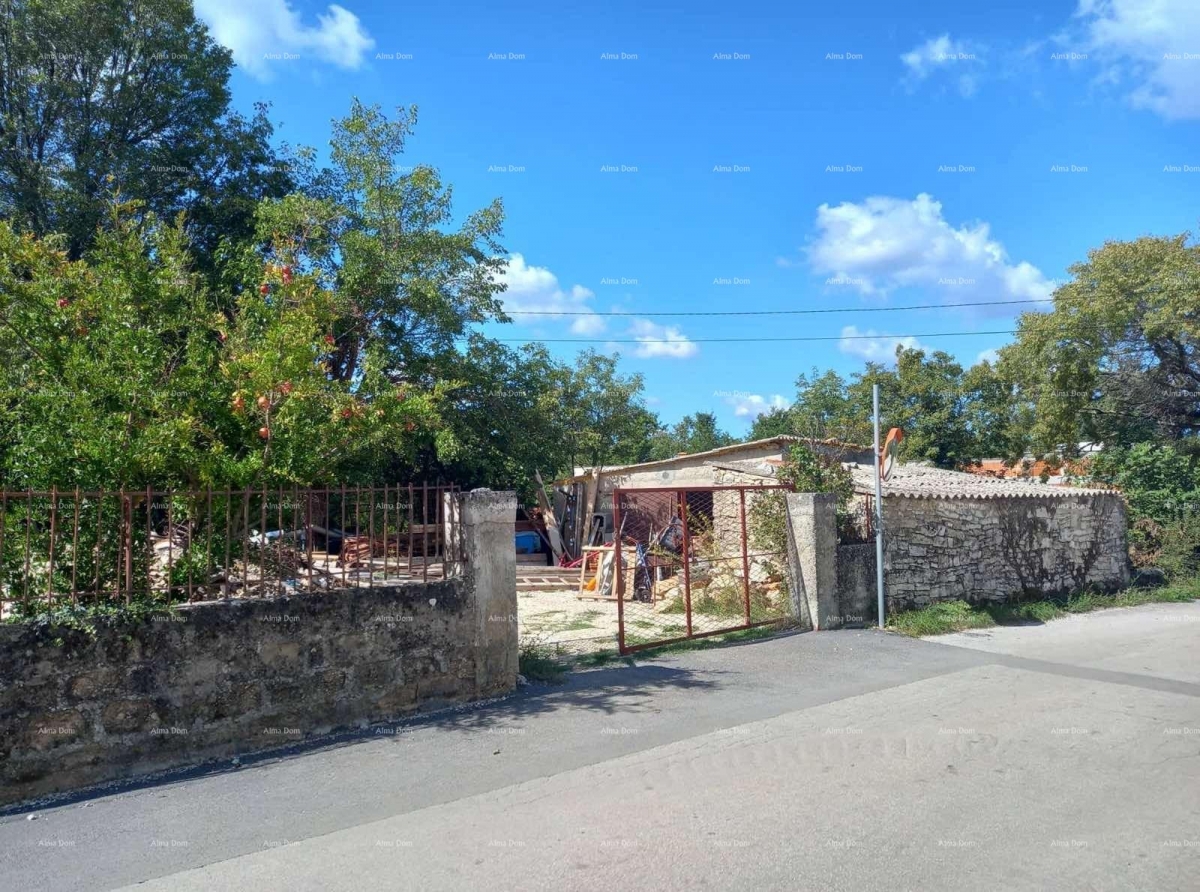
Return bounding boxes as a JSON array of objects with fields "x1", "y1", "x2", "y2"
[{"x1": 873, "y1": 384, "x2": 885, "y2": 629}]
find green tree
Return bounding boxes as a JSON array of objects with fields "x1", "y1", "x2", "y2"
[
  {"x1": 556, "y1": 350, "x2": 660, "y2": 471},
  {"x1": 647, "y1": 412, "x2": 736, "y2": 461},
  {"x1": 792, "y1": 368, "x2": 868, "y2": 443},
  {"x1": 1001, "y1": 233, "x2": 1200, "y2": 452},
  {"x1": 747, "y1": 406, "x2": 795, "y2": 440},
  {"x1": 0, "y1": 204, "x2": 431, "y2": 490},
  {"x1": 0, "y1": 0, "x2": 290, "y2": 263},
  {"x1": 1088, "y1": 443, "x2": 1200, "y2": 577},
  {"x1": 251, "y1": 101, "x2": 506, "y2": 397},
  {"x1": 960, "y1": 359, "x2": 1021, "y2": 461}
]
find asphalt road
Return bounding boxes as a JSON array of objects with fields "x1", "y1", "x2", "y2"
[{"x1": 3, "y1": 601, "x2": 1199, "y2": 891}]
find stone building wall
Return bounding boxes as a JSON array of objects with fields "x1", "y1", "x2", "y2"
[
  {"x1": 0, "y1": 490, "x2": 517, "y2": 808},
  {"x1": 879, "y1": 493, "x2": 1129, "y2": 611}
]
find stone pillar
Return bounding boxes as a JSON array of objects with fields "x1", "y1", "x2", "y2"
[
  {"x1": 786, "y1": 492, "x2": 840, "y2": 630},
  {"x1": 460, "y1": 489, "x2": 518, "y2": 697}
]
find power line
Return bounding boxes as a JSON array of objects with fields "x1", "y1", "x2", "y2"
[
  {"x1": 504, "y1": 298, "x2": 1054, "y2": 318},
  {"x1": 493, "y1": 329, "x2": 1016, "y2": 345}
]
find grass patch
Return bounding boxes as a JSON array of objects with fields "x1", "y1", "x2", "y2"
[
  {"x1": 518, "y1": 637, "x2": 569, "y2": 683},
  {"x1": 628, "y1": 622, "x2": 793, "y2": 659},
  {"x1": 574, "y1": 648, "x2": 624, "y2": 668},
  {"x1": 888, "y1": 578, "x2": 1200, "y2": 638}
]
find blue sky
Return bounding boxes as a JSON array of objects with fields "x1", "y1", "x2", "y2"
[{"x1": 197, "y1": 0, "x2": 1200, "y2": 433}]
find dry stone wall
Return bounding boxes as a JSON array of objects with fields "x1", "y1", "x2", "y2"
[
  {"x1": 880, "y1": 494, "x2": 1128, "y2": 610},
  {"x1": 0, "y1": 490, "x2": 517, "y2": 808}
]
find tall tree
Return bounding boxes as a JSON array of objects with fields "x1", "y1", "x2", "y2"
[
  {"x1": 556, "y1": 350, "x2": 660, "y2": 471},
  {"x1": 0, "y1": 0, "x2": 290, "y2": 261},
  {"x1": 254, "y1": 101, "x2": 507, "y2": 394},
  {"x1": 1001, "y1": 233, "x2": 1200, "y2": 452},
  {"x1": 647, "y1": 412, "x2": 736, "y2": 460}
]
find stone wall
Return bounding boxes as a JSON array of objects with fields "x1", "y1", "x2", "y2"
[
  {"x1": 0, "y1": 490, "x2": 517, "y2": 808},
  {"x1": 834, "y1": 543, "x2": 876, "y2": 626},
  {"x1": 880, "y1": 494, "x2": 1129, "y2": 611}
]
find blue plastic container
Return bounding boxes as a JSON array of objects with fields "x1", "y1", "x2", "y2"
[{"x1": 515, "y1": 532, "x2": 540, "y2": 554}]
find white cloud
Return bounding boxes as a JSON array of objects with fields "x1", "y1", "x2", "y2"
[
  {"x1": 498, "y1": 256, "x2": 696, "y2": 356},
  {"x1": 901, "y1": 34, "x2": 984, "y2": 97},
  {"x1": 498, "y1": 254, "x2": 606, "y2": 335},
  {"x1": 1076, "y1": 0, "x2": 1200, "y2": 119},
  {"x1": 725, "y1": 393, "x2": 789, "y2": 419},
  {"x1": 839, "y1": 326, "x2": 925, "y2": 363},
  {"x1": 195, "y1": 0, "x2": 374, "y2": 79},
  {"x1": 808, "y1": 193, "x2": 1054, "y2": 306},
  {"x1": 627, "y1": 320, "x2": 698, "y2": 359},
  {"x1": 975, "y1": 348, "x2": 1002, "y2": 365}
]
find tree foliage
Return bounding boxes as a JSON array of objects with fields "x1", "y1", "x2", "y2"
[
  {"x1": 647, "y1": 411, "x2": 736, "y2": 461},
  {"x1": 1000, "y1": 234, "x2": 1200, "y2": 451},
  {"x1": 0, "y1": 0, "x2": 291, "y2": 263},
  {"x1": 0, "y1": 201, "x2": 432, "y2": 489}
]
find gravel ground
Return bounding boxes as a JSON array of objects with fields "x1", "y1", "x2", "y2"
[{"x1": 517, "y1": 589, "x2": 620, "y2": 653}]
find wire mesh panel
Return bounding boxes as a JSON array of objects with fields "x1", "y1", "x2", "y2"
[{"x1": 613, "y1": 485, "x2": 793, "y2": 654}]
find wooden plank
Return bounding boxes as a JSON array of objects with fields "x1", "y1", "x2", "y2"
[{"x1": 533, "y1": 470, "x2": 565, "y2": 562}]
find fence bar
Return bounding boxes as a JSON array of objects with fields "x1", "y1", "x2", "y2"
[
  {"x1": 23, "y1": 488, "x2": 32, "y2": 609},
  {"x1": 0, "y1": 490, "x2": 6, "y2": 612},
  {"x1": 242, "y1": 487, "x2": 250, "y2": 597},
  {"x1": 306, "y1": 486, "x2": 314, "y2": 592},
  {"x1": 167, "y1": 491, "x2": 175, "y2": 602},
  {"x1": 679, "y1": 490, "x2": 693, "y2": 639},
  {"x1": 46, "y1": 486, "x2": 57, "y2": 603},
  {"x1": 381, "y1": 484, "x2": 389, "y2": 580},
  {"x1": 340, "y1": 484, "x2": 347, "y2": 589},
  {"x1": 323, "y1": 487, "x2": 331, "y2": 588},
  {"x1": 94, "y1": 487, "x2": 103, "y2": 598},
  {"x1": 260, "y1": 484, "x2": 268, "y2": 597},
  {"x1": 613, "y1": 490, "x2": 625, "y2": 654},
  {"x1": 740, "y1": 488, "x2": 751, "y2": 624},
  {"x1": 407, "y1": 483, "x2": 414, "y2": 577},
  {"x1": 275, "y1": 485, "x2": 284, "y2": 596},
  {"x1": 145, "y1": 486, "x2": 153, "y2": 601},
  {"x1": 71, "y1": 489, "x2": 80, "y2": 603},
  {"x1": 223, "y1": 486, "x2": 232, "y2": 599},
  {"x1": 435, "y1": 483, "x2": 443, "y2": 577},
  {"x1": 422, "y1": 481, "x2": 429, "y2": 584},
  {"x1": 368, "y1": 484, "x2": 375, "y2": 592},
  {"x1": 206, "y1": 487, "x2": 213, "y2": 600},
  {"x1": 292, "y1": 484, "x2": 300, "y2": 594}
]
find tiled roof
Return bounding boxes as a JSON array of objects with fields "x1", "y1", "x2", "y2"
[{"x1": 845, "y1": 462, "x2": 1117, "y2": 501}]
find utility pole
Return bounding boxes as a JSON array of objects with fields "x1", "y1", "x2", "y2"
[{"x1": 873, "y1": 384, "x2": 885, "y2": 629}]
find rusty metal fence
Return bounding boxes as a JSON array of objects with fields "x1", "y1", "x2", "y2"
[
  {"x1": 0, "y1": 483, "x2": 461, "y2": 620},
  {"x1": 613, "y1": 485, "x2": 793, "y2": 654},
  {"x1": 839, "y1": 494, "x2": 876, "y2": 543}
]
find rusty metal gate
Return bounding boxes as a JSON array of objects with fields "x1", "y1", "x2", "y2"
[{"x1": 613, "y1": 485, "x2": 793, "y2": 654}]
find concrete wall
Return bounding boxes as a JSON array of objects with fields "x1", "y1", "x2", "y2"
[
  {"x1": 880, "y1": 494, "x2": 1129, "y2": 611},
  {"x1": 0, "y1": 490, "x2": 517, "y2": 808},
  {"x1": 786, "y1": 493, "x2": 837, "y2": 630}
]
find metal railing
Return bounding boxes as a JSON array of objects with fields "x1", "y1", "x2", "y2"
[{"x1": 0, "y1": 483, "x2": 461, "y2": 619}]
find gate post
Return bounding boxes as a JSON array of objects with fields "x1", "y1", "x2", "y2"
[{"x1": 785, "y1": 492, "x2": 839, "y2": 630}]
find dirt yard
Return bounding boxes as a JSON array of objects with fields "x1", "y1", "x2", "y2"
[{"x1": 518, "y1": 589, "x2": 621, "y2": 654}]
